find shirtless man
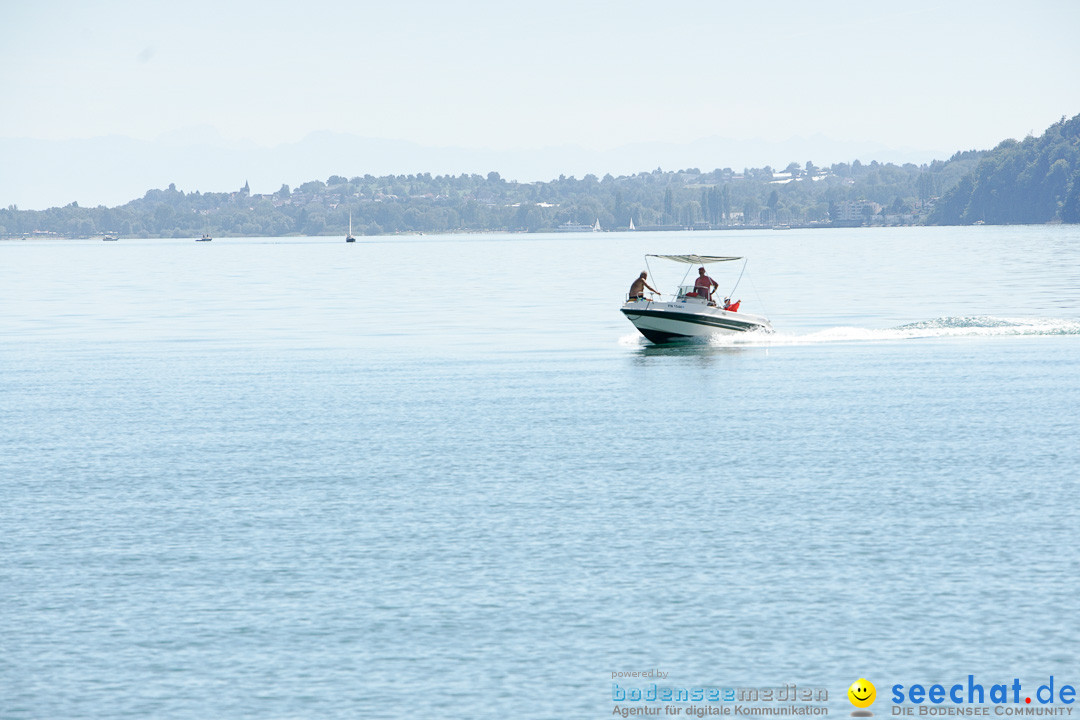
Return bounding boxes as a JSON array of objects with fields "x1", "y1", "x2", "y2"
[{"x1": 628, "y1": 271, "x2": 659, "y2": 300}]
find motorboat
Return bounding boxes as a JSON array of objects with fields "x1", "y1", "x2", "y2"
[{"x1": 621, "y1": 254, "x2": 772, "y2": 343}]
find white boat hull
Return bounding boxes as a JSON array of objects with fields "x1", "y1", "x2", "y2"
[{"x1": 621, "y1": 298, "x2": 772, "y2": 343}]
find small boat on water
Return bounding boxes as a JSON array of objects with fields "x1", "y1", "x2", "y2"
[
  {"x1": 101, "y1": 236, "x2": 118, "y2": 241},
  {"x1": 621, "y1": 254, "x2": 772, "y2": 343},
  {"x1": 346, "y1": 212, "x2": 356, "y2": 243},
  {"x1": 197, "y1": 233, "x2": 213, "y2": 242}
]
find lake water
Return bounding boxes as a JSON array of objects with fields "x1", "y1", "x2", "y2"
[{"x1": 3, "y1": 226, "x2": 1080, "y2": 719}]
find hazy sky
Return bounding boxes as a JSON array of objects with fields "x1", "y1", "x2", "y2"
[{"x1": 3, "y1": 0, "x2": 1079, "y2": 153}]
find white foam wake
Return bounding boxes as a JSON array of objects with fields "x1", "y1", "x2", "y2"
[{"x1": 704, "y1": 317, "x2": 1080, "y2": 347}]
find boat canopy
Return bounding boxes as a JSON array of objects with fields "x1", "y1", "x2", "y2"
[{"x1": 646, "y1": 254, "x2": 742, "y2": 264}]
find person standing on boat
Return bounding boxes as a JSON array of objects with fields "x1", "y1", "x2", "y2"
[
  {"x1": 628, "y1": 271, "x2": 659, "y2": 300},
  {"x1": 694, "y1": 266, "x2": 718, "y2": 301}
]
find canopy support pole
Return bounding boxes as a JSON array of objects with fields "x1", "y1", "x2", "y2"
[{"x1": 728, "y1": 258, "x2": 748, "y2": 298}]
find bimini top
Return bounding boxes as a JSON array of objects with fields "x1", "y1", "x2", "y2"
[{"x1": 646, "y1": 254, "x2": 742, "y2": 264}]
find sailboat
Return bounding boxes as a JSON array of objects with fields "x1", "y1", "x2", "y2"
[
  {"x1": 346, "y1": 212, "x2": 356, "y2": 243},
  {"x1": 629, "y1": 217, "x2": 635, "y2": 231},
  {"x1": 592, "y1": 218, "x2": 602, "y2": 232}
]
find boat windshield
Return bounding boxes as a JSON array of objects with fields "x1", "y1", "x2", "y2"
[{"x1": 675, "y1": 285, "x2": 717, "y2": 302}]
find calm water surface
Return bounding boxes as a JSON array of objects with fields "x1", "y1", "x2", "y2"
[{"x1": 2, "y1": 226, "x2": 1080, "y2": 719}]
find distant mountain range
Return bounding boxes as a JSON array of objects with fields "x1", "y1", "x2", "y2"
[{"x1": 1, "y1": 129, "x2": 945, "y2": 210}]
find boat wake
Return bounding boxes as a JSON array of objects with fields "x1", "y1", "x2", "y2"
[
  {"x1": 621, "y1": 316, "x2": 1080, "y2": 348},
  {"x1": 728, "y1": 316, "x2": 1080, "y2": 346}
]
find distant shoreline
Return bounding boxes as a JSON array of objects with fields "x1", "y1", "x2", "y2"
[
  {"x1": 4, "y1": 113, "x2": 1078, "y2": 236},
  {"x1": 3, "y1": 220, "x2": 1073, "y2": 244}
]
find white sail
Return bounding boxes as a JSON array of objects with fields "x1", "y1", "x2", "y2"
[{"x1": 629, "y1": 217, "x2": 635, "y2": 231}]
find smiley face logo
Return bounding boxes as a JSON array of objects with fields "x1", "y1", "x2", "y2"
[{"x1": 848, "y1": 679, "x2": 876, "y2": 708}]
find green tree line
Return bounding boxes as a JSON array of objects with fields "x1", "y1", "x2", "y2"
[
  {"x1": 1, "y1": 140, "x2": 1040, "y2": 239},
  {"x1": 928, "y1": 114, "x2": 1080, "y2": 225}
]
